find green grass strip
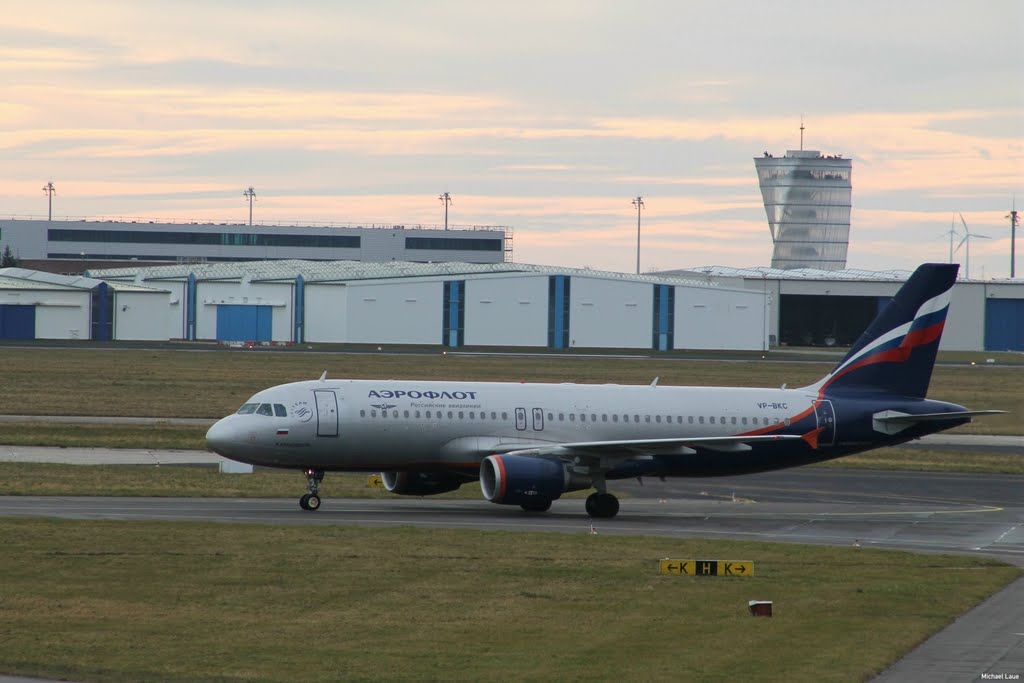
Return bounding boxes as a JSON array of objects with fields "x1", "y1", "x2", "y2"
[{"x1": 0, "y1": 518, "x2": 1018, "y2": 682}]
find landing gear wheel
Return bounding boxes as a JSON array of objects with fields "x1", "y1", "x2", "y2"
[
  {"x1": 585, "y1": 492, "x2": 620, "y2": 519},
  {"x1": 300, "y1": 469, "x2": 325, "y2": 512},
  {"x1": 521, "y1": 499, "x2": 552, "y2": 513}
]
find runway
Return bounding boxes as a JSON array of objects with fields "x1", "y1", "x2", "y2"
[{"x1": 2, "y1": 462, "x2": 1023, "y2": 681}]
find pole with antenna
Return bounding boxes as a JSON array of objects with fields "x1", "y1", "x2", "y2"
[
  {"x1": 1009, "y1": 197, "x2": 1019, "y2": 278},
  {"x1": 439, "y1": 192, "x2": 452, "y2": 230},
  {"x1": 42, "y1": 181, "x2": 56, "y2": 221},
  {"x1": 799, "y1": 115, "x2": 804, "y2": 152},
  {"x1": 632, "y1": 196, "x2": 644, "y2": 274},
  {"x1": 243, "y1": 187, "x2": 256, "y2": 226}
]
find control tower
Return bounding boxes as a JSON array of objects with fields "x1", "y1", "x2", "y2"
[{"x1": 754, "y1": 149, "x2": 852, "y2": 270}]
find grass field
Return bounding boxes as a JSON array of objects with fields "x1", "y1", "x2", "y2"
[{"x1": 0, "y1": 518, "x2": 1018, "y2": 683}]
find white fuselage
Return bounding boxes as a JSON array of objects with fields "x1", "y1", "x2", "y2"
[{"x1": 206, "y1": 378, "x2": 817, "y2": 470}]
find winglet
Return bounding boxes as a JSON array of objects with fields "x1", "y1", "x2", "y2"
[{"x1": 318, "y1": 370, "x2": 327, "y2": 381}]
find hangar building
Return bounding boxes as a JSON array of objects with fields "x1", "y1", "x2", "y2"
[
  {"x1": 661, "y1": 266, "x2": 1024, "y2": 352},
  {"x1": 88, "y1": 260, "x2": 769, "y2": 351},
  {"x1": 0, "y1": 218, "x2": 510, "y2": 271},
  {"x1": 0, "y1": 268, "x2": 171, "y2": 341}
]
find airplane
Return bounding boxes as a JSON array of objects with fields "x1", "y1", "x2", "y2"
[{"x1": 205, "y1": 262, "x2": 1005, "y2": 518}]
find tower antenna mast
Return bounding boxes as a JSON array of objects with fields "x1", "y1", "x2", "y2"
[{"x1": 42, "y1": 181, "x2": 56, "y2": 221}]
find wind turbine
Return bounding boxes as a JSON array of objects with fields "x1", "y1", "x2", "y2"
[
  {"x1": 955, "y1": 213, "x2": 991, "y2": 279},
  {"x1": 940, "y1": 216, "x2": 960, "y2": 264}
]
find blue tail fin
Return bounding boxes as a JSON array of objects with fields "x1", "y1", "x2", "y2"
[{"x1": 810, "y1": 263, "x2": 959, "y2": 399}]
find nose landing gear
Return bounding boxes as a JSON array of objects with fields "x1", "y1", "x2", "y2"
[{"x1": 299, "y1": 468, "x2": 325, "y2": 511}]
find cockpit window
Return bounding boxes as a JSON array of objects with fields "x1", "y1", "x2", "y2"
[
  {"x1": 273, "y1": 404, "x2": 287, "y2": 417},
  {"x1": 236, "y1": 403, "x2": 259, "y2": 415},
  {"x1": 256, "y1": 403, "x2": 274, "y2": 416}
]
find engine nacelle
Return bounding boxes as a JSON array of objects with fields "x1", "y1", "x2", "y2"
[
  {"x1": 480, "y1": 454, "x2": 591, "y2": 506},
  {"x1": 381, "y1": 470, "x2": 466, "y2": 496}
]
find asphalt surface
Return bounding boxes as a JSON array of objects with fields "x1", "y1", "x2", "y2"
[{"x1": 1, "y1": 452, "x2": 1022, "y2": 682}]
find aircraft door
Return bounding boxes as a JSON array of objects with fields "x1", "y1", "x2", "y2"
[
  {"x1": 515, "y1": 408, "x2": 527, "y2": 431},
  {"x1": 532, "y1": 408, "x2": 544, "y2": 431},
  {"x1": 314, "y1": 390, "x2": 339, "y2": 437},
  {"x1": 814, "y1": 399, "x2": 836, "y2": 446}
]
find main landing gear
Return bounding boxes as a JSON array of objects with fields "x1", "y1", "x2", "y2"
[
  {"x1": 299, "y1": 468, "x2": 324, "y2": 511},
  {"x1": 585, "y1": 492, "x2": 619, "y2": 518}
]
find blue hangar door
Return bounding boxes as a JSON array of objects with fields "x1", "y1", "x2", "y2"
[
  {"x1": 216, "y1": 305, "x2": 273, "y2": 342},
  {"x1": 0, "y1": 305, "x2": 36, "y2": 339},
  {"x1": 985, "y1": 299, "x2": 1024, "y2": 352}
]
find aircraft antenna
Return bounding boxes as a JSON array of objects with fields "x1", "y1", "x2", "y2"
[
  {"x1": 799, "y1": 115, "x2": 804, "y2": 151},
  {"x1": 318, "y1": 370, "x2": 327, "y2": 381},
  {"x1": 42, "y1": 181, "x2": 56, "y2": 221},
  {"x1": 650, "y1": 377, "x2": 659, "y2": 387}
]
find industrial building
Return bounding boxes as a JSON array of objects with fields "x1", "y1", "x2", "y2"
[
  {"x1": 0, "y1": 218, "x2": 510, "y2": 271},
  {"x1": 87, "y1": 261, "x2": 769, "y2": 351},
  {"x1": 755, "y1": 150, "x2": 852, "y2": 270},
  {"x1": 661, "y1": 266, "x2": 1024, "y2": 352},
  {"x1": 0, "y1": 268, "x2": 170, "y2": 341}
]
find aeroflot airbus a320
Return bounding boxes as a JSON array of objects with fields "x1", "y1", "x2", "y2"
[{"x1": 206, "y1": 263, "x2": 1004, "y2": 518}]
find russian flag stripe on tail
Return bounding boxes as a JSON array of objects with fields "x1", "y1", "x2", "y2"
[{"x1": 811, "y1": 263, "x2": 959, "y2": 399}]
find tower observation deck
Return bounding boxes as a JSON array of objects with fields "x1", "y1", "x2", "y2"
[{"x1": 754, "y1": 149, "x2": 852, "y2": 270}]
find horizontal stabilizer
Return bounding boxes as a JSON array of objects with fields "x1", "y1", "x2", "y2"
[{"x1": 872, "y1": 409, "x2": 1006, "y2": 435}]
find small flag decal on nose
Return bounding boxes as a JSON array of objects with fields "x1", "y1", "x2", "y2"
[{"x1": 277, "y1": 429, "x2": 289, "y2": 436}]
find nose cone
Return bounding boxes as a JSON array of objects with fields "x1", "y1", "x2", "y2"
[{"x1": 206, "y1": 417, "x2": 239, "y2": 458}]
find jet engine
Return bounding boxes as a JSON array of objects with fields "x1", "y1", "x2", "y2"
[
  {"x1": 479, "y1": 454, "x2": 591, "y2": 507},
  {"x1": 381, "y1": 470, "x2": 467, "y2": 496}
]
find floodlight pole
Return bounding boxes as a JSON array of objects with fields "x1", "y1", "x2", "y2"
[
  {"x1": 632, "y1": 196, "x2": 644, "y2": 274},
  {"x1": 439, "y1": 192, "x2": 452, "y2": 230},
  {"x1": 243, "y1": 186, "x2": 256, "y2": 226},
  {"x1": 1010, "y1": 209, "x2": 1019, "y2": 278},
  {"x1": 42, "y1": 181, "x2": 56, "y2": 221}
]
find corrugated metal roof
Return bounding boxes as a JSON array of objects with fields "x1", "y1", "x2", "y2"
[
  {"x1": 0, "y1": 275, "x2": 78, "y2": 291},
  {"x1": 657, "y1": 265, "x2": 916, "y2": 281},
  {"x1": 89, "y1": 259, "x2": 721, "y2": 289},
  {"x1": 0, "y1": 268, "x2": 168, "y2": 294}
]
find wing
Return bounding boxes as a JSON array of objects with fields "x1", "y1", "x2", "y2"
[{"x1": 491, "y1": 433, "x2": 802, "y2": 459}]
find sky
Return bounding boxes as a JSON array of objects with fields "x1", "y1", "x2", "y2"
[{"x1": 2, "y1": 1, "x2": 1022, "y2": 277}]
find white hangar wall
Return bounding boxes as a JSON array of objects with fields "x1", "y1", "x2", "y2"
[
  {"x1": 113, "y1": 290, "x2": 173, "y2": 341},
  {"x1": 676, "y1": 286, "x2": 766, "y2": 351},
  {"x1": 464, "y1": 276, "x2": 548, "y2": 347},
  {"x1": 570, "y1": 278, "x2": 652, "y2": 349},
  {"x1": 304, "y1": 283, "x2": 347, "y2": 343},
  {"x1": 345, "y1": 280, "x2": 442, "y2": 345},
  {"x1": 33, "y1": 291, "x2": 91, "y2": 339}
]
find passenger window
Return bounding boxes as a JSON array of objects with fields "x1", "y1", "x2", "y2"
[
  {"x1": 569, "y1": 414, "x2": 575, "y2": 422},
  {"x1": 602, "y1": 414, "x2": 608, "y2": 422},
  {"x1": 360, "y1": 410, "x2": 366, "y2": 418},
  {"x1": 448, "y1": 411, "x2": 454, "y2": 419},
  {"x1": 710, "y1": 416, "x2": 715, "y2": 424},
  {"x1": 415, "y1": 411, "x2": 421, "y2": 418},
  {"x1": 469, "y1": 412, "x2": 475, "y2": 419},
  {"x1": 236, "y1": 403, "x2": 259, "y2": 415},
  {"x1": 633, "y1": 415, "x2": 639, "y2": 423},
  {"x1": 502, "y1": 412, "x2": 508, "y2": 420},
  {"x1": 381, "y1": 411, "x2": 388, "y2": 419},
  {"x1": 404, "y1": 410, "x2": 410, "y2": 418},
  {"x1": 371, "y1": 410, "x2": 377, "y2": 417},
  {"x1": 458, "y1": 411, "x2": 464, "y2": 419},
  {"x1": 558, "y1": 413, "x2": 565, "y2": 421},
  {"x1": 655, "y1": 415, "x2": 661, "y2": 423},
  {"x1": 491, "y1": 412, "x2": 497, "y2": 419},
  {"x1": 698, "y1": 416, "x2": 704, "y2": 424},
  {"x1": 273, "y1": 404, "x2": 287, "y2": 417},
  {"x1": 580, "y1": 414, "x2": 586, "y2": 422},
  {"x1": 731, "y1": 417, "x2": 737, "y2": 425},
  {"x1": 256, "y1": 403, "x2": 274, "y2": 416},
  {"x1": 612, "y1": 414, "x2": 619, "y2": 423},
  {"x1": 425, "y1": 411, "x2": 431, "y2": 418},
  {"x1": 644, "y1": 415, "x2": 651, "y2": 423},
  {"x1": 591, "y1": 414, "x2": 597, "y2": 422}
]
